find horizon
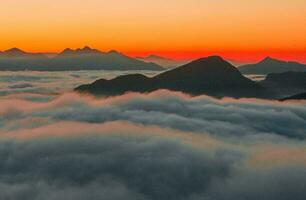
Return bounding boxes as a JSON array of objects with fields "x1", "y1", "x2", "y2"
[
  {"x1": 1, "y1": 0, "x2": 305, "y2": 63},
  {"x1": 1, "y1": 1, "x2": 306, "y2": 199},
  {"x1": 1, "y1": 46, "x2": 305, "y2": 65}
]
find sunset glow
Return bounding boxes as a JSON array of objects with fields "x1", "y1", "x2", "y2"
[
  {"x1": 0, "y1": 0, "x2": 306, "y2": 62},
  {"x1": 1, "y1": 1, "x2": 306, "y2": 198}
]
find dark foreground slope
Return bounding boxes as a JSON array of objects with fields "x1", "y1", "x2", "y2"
[
  {"x1": 259, "y1": 72, "x2": 306, "y2": 98},
  {"x1": 75, "y1": 56, "x2": 264, "y2": 98},
  {"x1": 239, "y1": 57, "x2": 306, "y2": 74},
  {"x1": 281, "y1": 92, "x2": 306, "y2": 101},
  {"x1": 0, "y1": 47, "x2": 163, "y2": 71}
]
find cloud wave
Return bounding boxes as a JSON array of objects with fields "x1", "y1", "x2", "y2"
[{"x1": 0, "y1": 90, "x2": 306, "y2": 199}]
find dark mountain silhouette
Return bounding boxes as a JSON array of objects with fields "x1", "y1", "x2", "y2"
[
  {"x1": 0, "y1": 47, "x2": 163, "y2": 71},
  {"x1": 239, "y1": 57, "x2": 306, "y2": 74},
  {"x1": 281, "y1": 92, "x2": 306, "y2": 101},
  {"x1": 137, "y1": 54, "x2": 187, "y2": 68},
  {"x1": 58, "y1": 46, "x2": 101, "y2": 56},
  {"x1": 2, "y1": 48, "x2": 28, "y2": 56},
  {"x1": 259, "y1": 72, "x2": 306, "y2": 98},
  {"x1": 75, "y1": 56, "x2": 265, "y2": 98},
  {"x1": 261, "y1": 72, "x2": 306, "y2": 89},
  {"x1": 1, "y1": 48, "x2": 46, "y2": 57},
  {"x1": 0, "y1": 48, "x2": 49, "y2": 71},
  {"x1": 48, "y1": 47, "x2": 163, "y2": 71}
]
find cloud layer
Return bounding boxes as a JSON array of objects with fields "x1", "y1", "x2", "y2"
[
  {"x1": 0, "y1": 70, "x2": 160, "y2": 96},
  {"x1": 1, "y1": 90, "x2": 306, "y2": 139},
  {"x1": 0, "y1": 90, "x2": 306, "y2": 199}
]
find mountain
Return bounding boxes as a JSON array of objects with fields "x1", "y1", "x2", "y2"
[
  {"x1": 136, "y1": 55, "x2": 187, "y2": 68},
  {"x1": 259, "y1": 72, "x2": 306, "y2": 98},
  {"x1": 0, "y1": 48, "x2": 49, "y2": 71},
  {"x1": 0, "y1": 47, "x2": 163, "y2": 71},
  {"x1": 2, "y1": 48, "x2": 28, "y2": 56},
  {"x1": 49, "y1": 47, "x2": 163, "y2": 71},
  {"x1": 261, "y1": 72, "x2": 306, "y2": 89},
  {"x1": 1, "y1": 48, "x2": 47, "y2": 57},
  {"x1": 239, "y1": 57, "x2": 306, "y2": 74},
  {"x1": 58, "y1": 46, "x2": 101, "y2": 56},
  {"x1": 75, "y1": 56, "x2": 265, "y2": 98},
  {"x1": 281, "y1": 92, "x2": 306, "y2": 101}
]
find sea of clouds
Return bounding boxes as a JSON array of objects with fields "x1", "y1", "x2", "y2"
[
  {"x1": 0, "y1": 70, "x2": 160, "y2": 96},
  {"x1": 0, "y1": 71, "x2": 306, "y2": 200}
]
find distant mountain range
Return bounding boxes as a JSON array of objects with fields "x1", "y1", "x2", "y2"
[
  {"x1": 75, "y1": 56, "x2": 265, "y2": 98},
  {"x1": 2, "y1": 48, "x2": 305, "y2": 74},
  {"x1": 0, "y1": 47, "x2": 163, "y2": 71},
  {"x1": 239, "y1": 57, "x2": 306, "y2": 74},
  {"x1": 136, "y1": 55, "x2": 187, "y2": 68}
]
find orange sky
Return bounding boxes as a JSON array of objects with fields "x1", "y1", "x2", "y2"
[{"x1": 0, "y1": 0, "x2": 305, "y2": 63}]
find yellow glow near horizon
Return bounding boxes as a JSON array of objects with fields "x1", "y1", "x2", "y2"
[{"x1": 0, "y1": 0, "x2": 305, "y2": 61}]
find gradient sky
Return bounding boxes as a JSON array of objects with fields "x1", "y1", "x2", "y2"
[{"x1": 0, "y1": 0, "x2": 305, "y2": 62}]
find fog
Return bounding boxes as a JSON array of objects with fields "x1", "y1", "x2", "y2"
[{"x1": 0, "y1": 71, "x2": 305, "y2": 200}]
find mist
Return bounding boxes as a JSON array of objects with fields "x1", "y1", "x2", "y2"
[{"x1": 0, "y1": 86, "x2": 306, "y2": 200}]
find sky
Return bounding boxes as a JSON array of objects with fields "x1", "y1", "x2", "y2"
[{"x1": 0, "y1": 0, "x2": 305, "y2": 62}]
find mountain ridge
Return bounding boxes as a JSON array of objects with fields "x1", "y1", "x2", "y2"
[
  {"x1": 259, "y1": 71, "x2": 306, "y2": 98},
  {"x1": 75, "y1": 56, "x2": 265, "y2": 98},
  {"x1": 0, "y1": 46, "x2": 163, "y2": 71},
  {"x1": 239, "y1": 57, "x2": 306, "y2": 74},
  {"x1": 136, "y1": 54, "x2": 187, "y2": 68},
  {"x1": 281, "y1": 92, "x2": 306, "y2": 101}
]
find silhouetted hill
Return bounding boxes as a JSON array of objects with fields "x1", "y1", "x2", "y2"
[
  {"x1": 1, "y1": 48, "x2": 48, "y2": 58},
  {"x1": 239, "y1": 57, "x2": 306, "y2": 74},
  {"x1": 49, "y1": 47, "x2": 163, "y2": 71},
  {"x1": 0, "y1": 47, "x2": 163, "y2": 71},
  {"x1": 261, "y1": 72, "x2": 306, "y2": 89},
  {"x1": 260, "y1": 72, "x2": 306, "y2": 98},
  {"x1": 75, "y1": 56, "x2": 265, "y2": 98},
  {"x1": 2, "y1": 48, "x2": 28, "y2": 56},
  {"x1": 58, "y1": 46, "x2": 101, "y2": 56},
  {"x1": 137, "y1": 55, "x2": 186, "y2": 68},
  {"x1": 0, "y1": 48, "x2": 49, "y2": 71},
  {"x1": 281, "y1": 92, "x2": 306, "y2": 101},
  {"x1": 77, "y1": 74, "x2": 152, "y2": 96}
]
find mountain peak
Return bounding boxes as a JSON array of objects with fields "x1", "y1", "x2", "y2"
[
  {"x1": 59, "y1": 46, "x2": 101, "y2": 55},
  {"x1": 203, "y1": 55, "x2": 224, "y2": 61},
  {"x1": 107, "y1": 50, "x2": 122, "y2": 55},
  {"x1": 61, "y1": 48, "x2": 74, "y2": 54},
  {"x1": 191, "y1": 56, "x2": 226, "y2": 65},
  {"x1": 239, "y1": 57, "x2": 306, "y2": 74},
  {"x1": 261, "y1": 56, "x2": 281, "y2": 63},
  {"x1": 173, "y1": 56, "x2": 231, "y2": 73},
  {"x1": 77, "y1": 46, "x2": 100, "y2": 53},
  {"x1": 156, "y1": 55, "x2": 239, "y2": 81},
  {"x1": 3, "y1": 48, "x2": 27, "y2": 56},
  {"x1": 82, "y1": 46, "x2": 91, "y2": 50},
  {"x1": 264, "y1": 56, "x2": 273, "y2": 60}
]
